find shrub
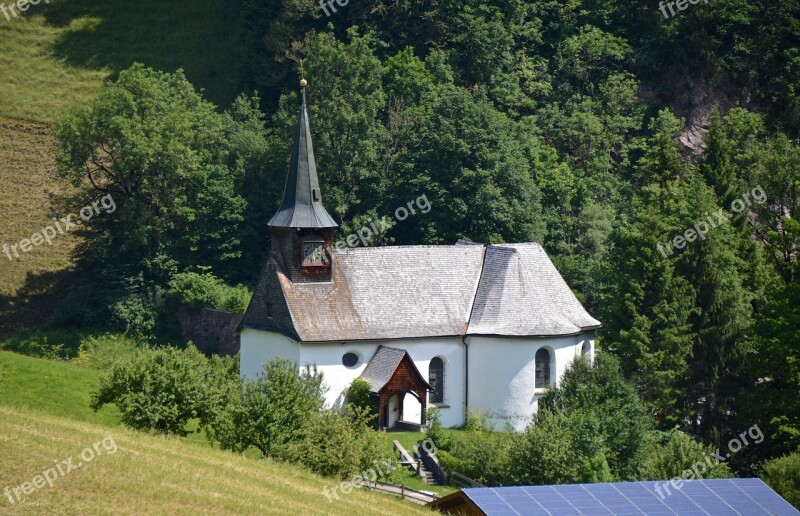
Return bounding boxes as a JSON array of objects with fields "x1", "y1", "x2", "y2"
[
  {"x1": 211, "y1": 359, "x2": 326, "y2": 456},
  {"x1": 273, "y1": 406, "x2": 382, "y2": 479},
  {"x1": 74, "y1": 334, "x2": 142, "y2": 370},
  {"x1": 437, "y1": 429, "x2": 514, "y2": 485},
  {"x1": 637, "y1": 429, "x2": 732, "y2": 481},
  {"x1": 346, "y1": 378, "x2": 378, "y2": 420},
  {"x1": 168, "y1": 271, "x2": 252, "y2": 313},
  {"x1": 763, "y1": 452, "x2": 800, "y2": 508},
  {"x1": 426, "y1": 407, "x2": 450, "y2": 450},
  {"x1": 91, "y1": 344, "x2": 234, "y2": 435},
  {"x1": 465, "y1": 409, "x2": 493, "y2": 432},
  {"x1": 505, "y1": 409, "x2": 613, "y2": 486},
  {"x1": 0, "y1": 330, "x2": 82, "y2": 359},
  {"x1": 542, "y1": 352, "x2": 652, "y2": 480}
]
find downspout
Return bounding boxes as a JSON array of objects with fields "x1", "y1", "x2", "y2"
[{"x1": 462, "y1": 335, "x2": 469, "y2": 424}]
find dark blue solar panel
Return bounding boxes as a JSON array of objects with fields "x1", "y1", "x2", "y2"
[{"x1": 462, "y1": 478, "x2": 800, "y2": 515}]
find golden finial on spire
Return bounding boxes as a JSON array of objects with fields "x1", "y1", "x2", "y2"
[{"x1": 299, "y1": 59, "x2": 308, "y2": 88}]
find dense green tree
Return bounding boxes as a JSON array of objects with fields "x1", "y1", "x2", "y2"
[
  {"x1": 506, "y1": 408, "x2": 613, "y2": 485},
  {"x1": 763, "y1": 452, "x2": 800, "y2": 508},
  {"x1": 211, "y1": 359, "x2": 325, "y2": 456},
  {"x1": 542, "y1": 353, "x2": 652, "y2": 480},
  {"x1": 637, "y1": 429, "x2": 732, "y2": 481},
  {"x1": 91, "y1": 345, "x2": 235, "y2": 436},
  {"x1": 273, "y1": 407, "x2": 382, "y2": 479}
]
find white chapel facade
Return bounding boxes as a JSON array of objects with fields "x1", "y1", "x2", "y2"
[{"x1": 239, "y1": 81, "x2": 600, "y2": 431}]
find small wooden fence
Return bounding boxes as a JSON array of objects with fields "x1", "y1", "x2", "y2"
[
  {"x1": 450, "y1": 471, "x2": 485, "y2": 488},
  {"x1": 360, "y1": 480, "x2": 440, "y2": 505}
]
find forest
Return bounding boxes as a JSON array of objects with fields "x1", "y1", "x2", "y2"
[{"x1": 9, "y1": 0, "x2": 800, "y2": 493}]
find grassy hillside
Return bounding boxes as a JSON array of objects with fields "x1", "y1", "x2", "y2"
[
  {"x1": 0, "y1": 405, "x2": 430, "y2": 514},
  {"x1": 0, "y1": 119, "x2": 78, "y2": 336},
  {"x1": 0, "y1": 0, "x2": 241, "y2": 125},
  {"x1": 0, "y1": 350, "x2": 119, "y2": 425},
  {"x1": 0, "y1": 0, "x2": 245, "y2": 331}
]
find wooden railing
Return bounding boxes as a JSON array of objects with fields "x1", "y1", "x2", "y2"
[
  {"x1": 360, "y1": 480, "x2": 439, "y2": 505},
  {"x1": 450, "y1": 471, "x2": 485, "y2": 488},
  {"x1": 393, "y1": 440, "x2": 418, "y2": 472}
]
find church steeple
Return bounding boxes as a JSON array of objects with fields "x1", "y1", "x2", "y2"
[
  {"x1": 268, "y1": 74, "x2": 338, "y2": 229},
  {"x1": 268, "y1": 71, "x2": 337, "y2": 284}
]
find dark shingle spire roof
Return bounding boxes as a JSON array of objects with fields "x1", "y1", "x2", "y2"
[{"x1": 268, "y1": 82, "x2": 338, "y2": 229}]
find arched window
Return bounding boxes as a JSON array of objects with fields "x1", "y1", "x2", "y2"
[
  {"x1": 582, "y1": 341, "x2": 591, "y2": 363},
  {"x1": 429, "y1": 357, "x2": 444, "y2": 404},
  {"x1": 535, "y1": 348, "x2": 551, "y2": 389}
]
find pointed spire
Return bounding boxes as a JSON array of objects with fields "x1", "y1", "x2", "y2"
[{"x1": 268, "y1": 72, "x2": 338, "y2": 229}]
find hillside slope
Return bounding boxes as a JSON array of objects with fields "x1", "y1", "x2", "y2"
[
  {"x1": 0, "y1": 0, "x2": 245, "y2": 333},
  {"x1": 0, "y1": 404, "x2": 429, "y2": 514}
]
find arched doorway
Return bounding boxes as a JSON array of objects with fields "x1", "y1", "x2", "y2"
[
  {"x1": 358, "y1": 346, "x2": 432, "y2": 429},
  {"x1": 403, "y1": 392, "x2": 422, "y2": 424}
]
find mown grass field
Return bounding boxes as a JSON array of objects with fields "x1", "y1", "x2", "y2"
[
  {"x1": 0, "y1": 350, "x2": 120, "y2": 426},
  {"x1": 0, "y1": 406, "x2": 431, "y2": 514},
  {"x1": 0, "y1": 351, "x2": 434, "y2": 513},
  {"x1": 0, "y1": 118, "x2": 78, "y2": 337},
  {"x1": 0, "y1": 0, "x2": 241, "y2": 125},
  {"x1": 0, "y1": 0, "x2": 244, "y2": 333}
]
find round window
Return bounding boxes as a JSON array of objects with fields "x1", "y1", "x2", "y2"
[{"x1": 342, "y1": 352, "x2": 359, "y2": 368}]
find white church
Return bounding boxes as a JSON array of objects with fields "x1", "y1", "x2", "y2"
[{"x1": 239, "y1": 80, "x2": 600, "y2": 431}]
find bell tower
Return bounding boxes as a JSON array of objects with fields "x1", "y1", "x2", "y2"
[{"x1": 268, "y1": 72, "x2": 338, "y2": 283}]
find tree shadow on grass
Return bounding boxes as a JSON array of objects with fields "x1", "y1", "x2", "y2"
[
  {"x1": 38, "y1": 0, "x2": 243, "y2": 108},
  {"x1": 0, "y1": 268, "x2": 77, "y2": 342}
]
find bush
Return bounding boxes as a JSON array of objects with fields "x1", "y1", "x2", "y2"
[
  {"x1": 505, "y1": 409, "x2": 613, "y2": 486},
  {"x1": 210, "y1": 359, "x2": 326, "y2": 456},
  {"x1": 346, "y1": 378, "x2": 378, "y2": 420},
  {"x1": 91, "y1": 344, "x2": 235, "y2": 435},
  {"x1": 542, "y1": 352, "x2": 652, "y2": 480},
  {"x1": 763, "y1": 452, "x2": 800, "y2": 508},
  {"x1": 74, "y1": 334, "x2": 143, "y2": 370},
  {"x1": 638, "y1": 429, "x2": 732, "y2": 481},
  {"x1": 168, "y1": 271, "x2": 252, "y2": 313},
  {"x1": 0, "y1": 330, "x2": 83, "y2": 359},
  {"x1": 437, "y1": 429, "x2": 513, "y2": 485},
  {"x1": 465, "y1": 409, "x2": 494, "y2": 432},
  {"x1": 426, "y1": 407, "x2": 450, "y2": 450},
  {"x1": 273, "y1": 406, "x2": 382, "y2": 479}
]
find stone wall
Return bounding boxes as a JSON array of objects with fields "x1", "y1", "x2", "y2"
[{"x1": 178, "y1": 306, "x2": 242, "y2": 356}]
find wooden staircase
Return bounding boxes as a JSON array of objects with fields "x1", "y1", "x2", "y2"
[
  {"x1": 393, "y1": 440, "x2": 444, "y2": 486},
  {"x1": 418, "y1": 461, "x2": 443, "y2": 486}
]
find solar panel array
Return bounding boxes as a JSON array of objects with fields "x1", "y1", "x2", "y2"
[{"x1": 463, "y1": 478, "x2": 799, "y2": 515}]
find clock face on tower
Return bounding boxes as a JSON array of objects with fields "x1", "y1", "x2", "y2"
[{"x1": 302, "y1": 241, "x2": 326, "y2": 266}]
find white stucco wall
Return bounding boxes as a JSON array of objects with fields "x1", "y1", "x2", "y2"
[
  {"x1": 239, "y1": 331, "x2": 465, "y2": 427},
  {"x1": 298, "y1": 338, "x2": 467, "y2": 428},
  {"x1": 239, "y1": 328, "x2": 300, "y2": 379},
  {"x1": 467, "y1": 332, "x2": 595, "y2": 431},
  {"x1": 240, "y1": 328, "x2": 596, "y2": 431}
]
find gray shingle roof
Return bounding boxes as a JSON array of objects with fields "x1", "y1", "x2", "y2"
[
  {"x1": 359, "y1": 346, "x2": 411, "y2": 393},
  {"x1": 467, "y1": 243, "x2": 601, "y2": 336},
  {"x1": 241, "y1": 242, "x2": 600, "y2": 341}
]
